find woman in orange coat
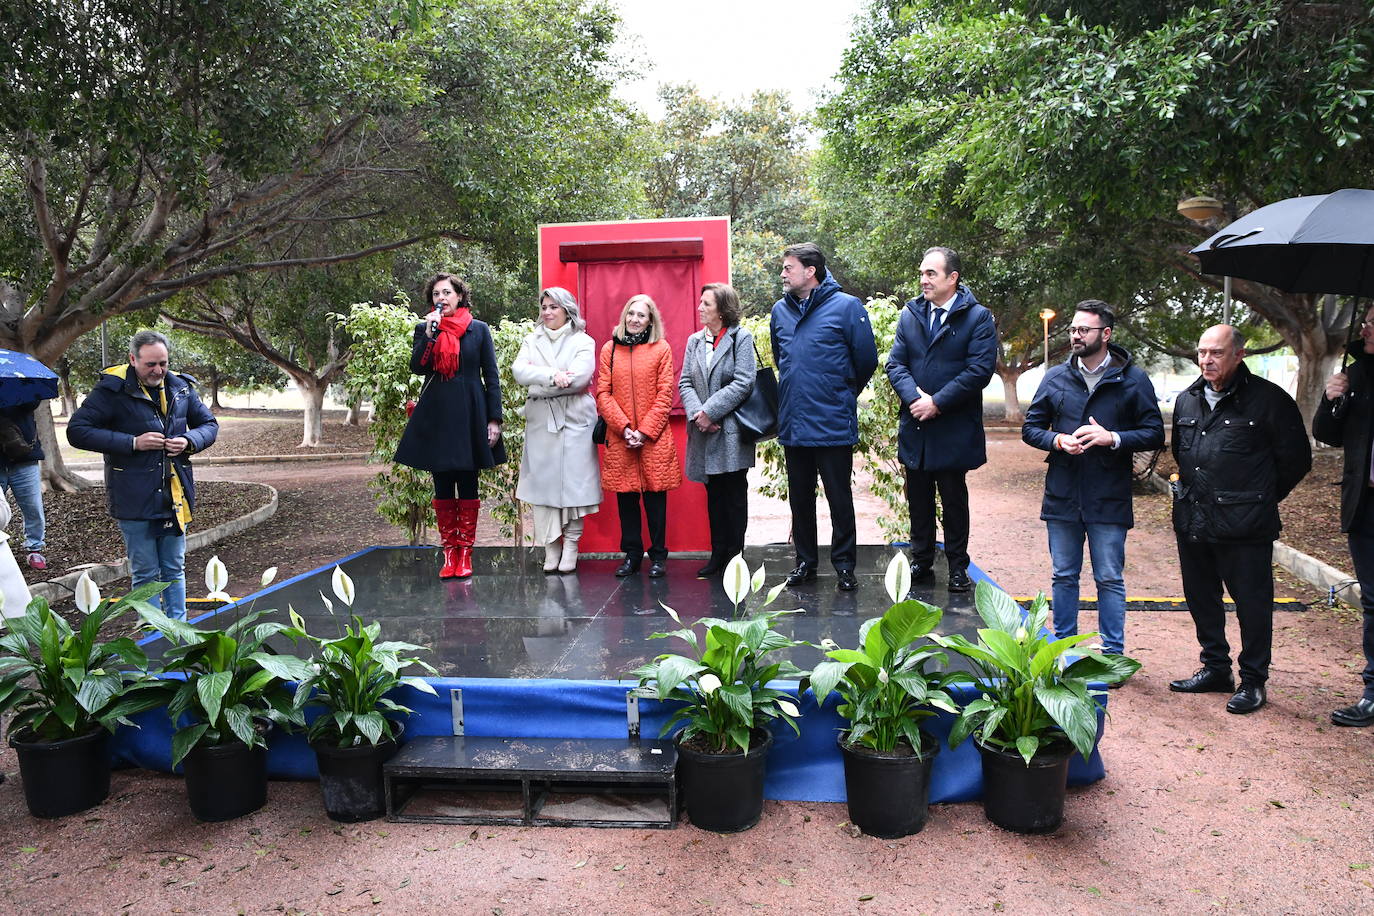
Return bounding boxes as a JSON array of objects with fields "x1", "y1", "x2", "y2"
[{"x1": 596, "y1": 294, "x2": 682, "y2": 577}]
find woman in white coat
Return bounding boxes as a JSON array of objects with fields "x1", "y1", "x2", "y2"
[{"x1": 512, "y1": 287, "x2": 602, "y2": 572}]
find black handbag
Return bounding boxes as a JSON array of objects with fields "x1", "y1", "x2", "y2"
[
  {"x1": 733, "y1": 338, "x2": 779, "y2": 443},
  {"x1": 592, "y1": 342, "x2": 614, "y2": 445}
]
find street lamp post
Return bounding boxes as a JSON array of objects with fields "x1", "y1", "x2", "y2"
[
  {"x1": 1040, "y1": 308, "x2": 1056, "y2": 370},
  {"x1": 1178, "y1": 196, "x2": 1233, "y2": 325}
]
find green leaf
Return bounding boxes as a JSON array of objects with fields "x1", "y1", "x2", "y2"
[{"x1": 196, "y1": 671, "x2": 233, "y2": 725}]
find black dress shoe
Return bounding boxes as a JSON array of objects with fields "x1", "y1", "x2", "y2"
[
  {"x1": 911, "y1": 565, "x2": 936, "y2": 583},
  {"x1": 785, "y1": 564, "x2": 817, "y2": 586},
  {"x1": 836, "y1": 569, "x2": 858, "y2": 591},
  {"x1": 696, "y1": 561, "x2": 723, "y2": 578},
  {"x1": 1331, "y1": 697, "x2": 1374, "y2": 727},
  {"x1": 614, "y1": 557, "x2": 641, "y2": 577},
  {"x1": 648, "y1": 561, "x2": 666, "y2": 578},
  {"x1": 1226, "y1": 683, "x2": 1266, "y2": 714},
  {"x1": 947, "y1": 568, "x2": 972, "y2": 593},
  {"x1": 1169, "y1": 667, "x2": 1235, "y2": 693}
]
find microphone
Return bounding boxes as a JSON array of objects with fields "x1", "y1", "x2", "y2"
[{"x1": 427, "y1": 309, "x2": 440, "y2": 337}]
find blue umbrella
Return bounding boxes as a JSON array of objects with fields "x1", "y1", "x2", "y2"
[{"x1": 0, "y1": 349, "x2": 59, "y2": 408}]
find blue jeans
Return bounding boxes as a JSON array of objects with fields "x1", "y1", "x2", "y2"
[
  {"x1": 1047, "y1": 519, "x2": 1128, "y2": 655},
  {"x1": 117, "y1": 519, "x2": 186, "y2": 621},
  {"x1": 0, "y1": 461, "x2": 45, "y2": 550}
]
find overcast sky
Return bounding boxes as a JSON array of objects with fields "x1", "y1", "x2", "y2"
[{"x1": 610, "y1": 0, "x2": 867, "y2": 118}]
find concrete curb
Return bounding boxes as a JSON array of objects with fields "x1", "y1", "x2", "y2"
[
  {"x1": 29, "y1": 484, "x2": 279, "y2": 604},
  {"x1": 66, "y1": 452, "x2": 368, "y2": 471}
]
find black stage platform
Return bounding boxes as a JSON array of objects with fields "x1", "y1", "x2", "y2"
[{"x1": 165, "y1": 545, "x2": 993, "y2": 678}]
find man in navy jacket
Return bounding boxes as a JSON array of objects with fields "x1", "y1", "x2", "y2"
[
  {"x1": 1022, "y1": 300, "x2": 1164, "y2": 658},
  {"x1": 770, "y1": 243, "x2": 878, "y2": 591},
  {"x1": 886, "y1": 247, "x2": 997, "y2": 592},
  {"x1": 68, "y1": 330, "x2": 218, "y2": 620}
]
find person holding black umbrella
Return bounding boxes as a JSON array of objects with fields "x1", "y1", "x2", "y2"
[{"x1": 1313, "y1": 304, "x2": 1374, "y2": 727}]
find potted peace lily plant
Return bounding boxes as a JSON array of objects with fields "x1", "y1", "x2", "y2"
[
  {"x1": 932, "y1": 582, "x2": 1140, "y2": 834},
  {"x1": 806, "y1": 553, "x2": 970, "y2": 838},
  {"x1": 137, "y1": 557, "x2": 312, "y2": 822},
  {"x1": 282, "y1": 565, "x2": 438, "y2": 822},
  {"x1": 630, "y1": 555, "x2": 807, "y2": 833},
  {"x1": 0, "y1": 577, "x2": 167, "y2": 818}
]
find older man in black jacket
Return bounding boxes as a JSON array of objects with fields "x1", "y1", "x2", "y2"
[
  {"x1": 1168, "y1": 325, "x2": 1310, "y2": 714},
  {"x1": 1313, "y1": 304, "x2": 1374, "y2": 727}
]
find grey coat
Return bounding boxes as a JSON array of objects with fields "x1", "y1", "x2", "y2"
[{"x1": 678, "y1": 326, "x2": 757, "y2": 483}]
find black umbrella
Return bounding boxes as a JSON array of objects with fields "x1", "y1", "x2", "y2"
[{"x1": 1190, "y1": 188, "x2": 1374, "y2": 297}]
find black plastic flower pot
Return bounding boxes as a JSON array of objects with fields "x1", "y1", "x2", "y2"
[
  {"x1": 311, "y1": 737, "x2": 398, "y2": 823},
  {"x1": 839, "y1": 732, "x2": 940, "y2": 838},
  {"x1": 10, "y1": 728, "x2": 110, "y2": 819},
  {"x1": 975, "y1": 736, "x2": 1074, "y2": 834},
  {"x1": 183, "y1": 740, "x2": 268, "y2": 822},
  {"x1": 676, "y1": 730, "x2": 773, "y2": 833}
]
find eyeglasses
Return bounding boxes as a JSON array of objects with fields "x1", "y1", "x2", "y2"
[
  {"x1": 1066, "y1": 326, "x2": 1104, "y2": 336},
  {"x1": 1361, "y1": 319, "x2": 1374, "y2": 330}
]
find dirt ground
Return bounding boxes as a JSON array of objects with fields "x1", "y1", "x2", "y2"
[{"x1": 2, "y1": 426, "x2": 1372, "y2": 915}]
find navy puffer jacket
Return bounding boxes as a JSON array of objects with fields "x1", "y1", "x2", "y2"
[
  {"x1": 67, "y1": 367, "x2": 218, "y2": 520},
  {"x1": 769, "y1": 276, "x2": 879, "y2": 448},
  {"x1": 1021, "y1": 344, "x2": 1164, "y2": 527}
]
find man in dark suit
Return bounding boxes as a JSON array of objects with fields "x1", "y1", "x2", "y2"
[{"x1": 886, "y1": 247, "x2": 997, "y2": 592}]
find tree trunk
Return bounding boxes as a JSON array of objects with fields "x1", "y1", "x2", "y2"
[
  {"x1": 295, "y1": 375, "x2": 328, "y2": 447},
  {"x1": 36, "y1": 403, "x2": 93, "y2": 492},
  {"x1": 208, "y1": 367, "x2": 223, "y2": 410},
  {"x1": 56, "y1": 361, "x2": 77, "y2": 417},
  {"x1": 996, "y1": 365, "x2": 1025, "y2": 422},
  {"x1": 343, "y1": 391, "x2": 362, "y2": 426},
  {"x1": 1291, "y1": 325, "x2": 1341, "y2": 433}
]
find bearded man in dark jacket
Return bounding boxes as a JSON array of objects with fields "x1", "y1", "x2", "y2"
[
  {"x1": 1168, "y1": 325, "x2": 1310, "y2": 715},
  {"x1": 68, "y1": 330, "x2": 218, "y2": 621},
  {"x1": 1022, "y1": 300, "x2": 1163, "y2": 659},
  {"x1": 1313, "y1": 304, "x2": 1374, "y2": 727}
]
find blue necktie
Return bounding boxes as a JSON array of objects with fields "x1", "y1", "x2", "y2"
[{"x1": 930, "y1": 306, "x2": 944, "y2": 338}]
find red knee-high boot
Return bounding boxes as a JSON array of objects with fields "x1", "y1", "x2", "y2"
[
  {"x1": 453, "y1": 499, "x2": 480, "y2": 579},
  {"x1": 433, "y1": 498, "x2": 462, "y2": 579}
]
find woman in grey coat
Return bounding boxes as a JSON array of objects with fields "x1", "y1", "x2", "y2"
[
  {"x1": 678, "y1": 283, "x2": 757, "y2": 577},
  {"x1": 512, "y1": 287, "x2": 602, "y2": 573}
]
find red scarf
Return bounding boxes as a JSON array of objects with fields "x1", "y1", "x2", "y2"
[{"x1": 425, "y1": 309, "x2": 473, "y2": 379}]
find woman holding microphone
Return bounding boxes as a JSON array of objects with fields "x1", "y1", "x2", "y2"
[{"x1": 394, "y1": 272, "x2": 505, "y2": 579}]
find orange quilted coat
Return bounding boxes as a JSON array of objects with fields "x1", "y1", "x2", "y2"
[{"x1": 595, "y1": 338, "x2": 683, "y2": 493}]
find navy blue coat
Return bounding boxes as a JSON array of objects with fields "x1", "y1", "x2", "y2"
[
  {"x1": 393, "y1": 320, "x2": 506, "y2": 473},
  {"x1": 0, "y1": 401, "x2": 44, "y2": 465},
  {"x1": 1021, "y1": 344, "x2": 1164, "y2": 527},
  {"x1": 769, "y1": 276, "x2": 878, "y2": 448},
  {"x1": 885, "y1": 285, "x2": 997, "y2": 471},
  {"x1": 67, "y1": 367, "x2": 218, "y2": 520}
]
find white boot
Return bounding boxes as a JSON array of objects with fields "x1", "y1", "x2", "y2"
[
  {"x1": 544, "y1": 536, "x2": 562, "y2": 573},
  {"x1": 559, "y1": 518, "x2": 583, "y2": 573}
]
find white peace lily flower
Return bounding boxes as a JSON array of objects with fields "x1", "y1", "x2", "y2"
[
  {"x1": 74, "y1": 571, "x2": 101, "y2": 615},
  {"x1": 331, "y1": 566, "x2": 355, "y2": 607},
  {"x1": 723, "y1": 554, "x2": 751, "y2": 605},
  {"x1": 884, "y1": 551, "x2": 911, "y2": 604},
  {"x1": 749, "y1": 562, "x2": 766, "y2": 594},
  {"x1": 820, "y1": 638, "x2": 840, "y2": 652},
  {"x1": 698, "y1": 673, "x2": 721, "y2": 695},
  {"x1": 878, "y1": 668, "x2": 890, "y2": 684},
  {"x1": 206, "y1": 590, "x2": 232, "y2": 603},
  {"x1": 260, "y1": 567, "x2": 278, "y2": 589},
  {"x1": 320, "y1": 591, "x2": 334, "y2": 614},
  {"x1": 777, "y1": 699, "x2": 800, "y2": 717},
  {"x1": 205, "y1": 555, "x2": 228, "y2": 595},
  {"x1": 1015, "y1": 627, "x2": 1028, "y2": 642},
  {"x1": 661, "y1": 602, "x2": 681, "y2": 624}
]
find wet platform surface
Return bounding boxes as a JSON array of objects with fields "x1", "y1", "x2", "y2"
[{"x1": 160, "y1": 545, "x2": 995, "y2": 678}]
